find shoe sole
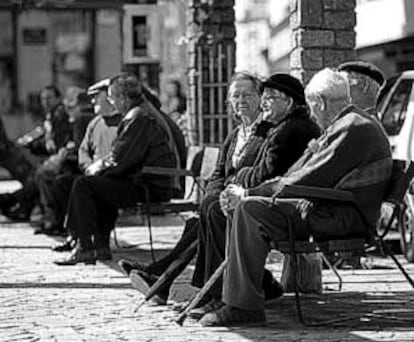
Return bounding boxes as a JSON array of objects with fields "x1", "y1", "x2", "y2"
[{"x1": 129, "y1": 271, "x2": 151, "y2": 295}]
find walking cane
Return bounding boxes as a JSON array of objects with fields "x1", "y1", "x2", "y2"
[
  {"x1": 175, "y1": 215, "x2": 232, "y2": 326},
  {"x1": 135, "y1": 240, "x2": 198, "y2": 312},
  {"x1": 175, "y1": 258, "x2": 227, "y2": 326}
]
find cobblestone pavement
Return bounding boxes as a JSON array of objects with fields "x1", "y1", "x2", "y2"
[{"x1": 1, "y1": 211, "x2": 414, "y2": 341}]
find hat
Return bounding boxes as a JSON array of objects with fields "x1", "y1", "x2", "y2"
[
  {"x1": 63, "y1": 86, "x2": 87, "y2": 108},
  {"x1": 87, "y1": 78, "x2": 110, "y2": 96},
  {"x1": 262, "y1": 73, "x2": 306, "y2": 105},
  {"x1": 337, "y1": 61, "x2": 385, "y2": 86}
]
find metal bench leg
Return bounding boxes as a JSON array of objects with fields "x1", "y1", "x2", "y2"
[
  {"x1": 141, "y1": 185, "x2": 156, "y2": 263},
  {"x1": 379, "y1": 238, "x2": 414, "y2": 288},
  {"x1": 287, "y1": 217, "x2": 306, "y2": 325},
  {"x1": 320, "y1": 252, "x2": 343, "y2": 291}
]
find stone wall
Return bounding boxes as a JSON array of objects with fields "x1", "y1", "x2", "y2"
[{"x1": 290, "y1": 0, "x2": 357, "y2": 84}]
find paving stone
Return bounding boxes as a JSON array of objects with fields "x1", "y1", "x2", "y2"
[{"x1": 1, "y1": 200, "x2": 414, "y2": 341}]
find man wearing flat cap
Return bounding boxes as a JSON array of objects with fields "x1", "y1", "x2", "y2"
[{"x1": 338, "y1": 60, "x2": 385, "y2": 116}]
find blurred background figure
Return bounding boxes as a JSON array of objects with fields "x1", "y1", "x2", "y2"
[
  {"x1": 34, "y1": 86, "x2": 95, "y2": 235},
  {"x1": 0, "y1": 85, "x2": 71, "y2": 221},
  {"x1": 18, "y1": 85, "x2": 71, "y2": 156},
  {"x1": 51, "y1": 79, "x2": 123, "y2": 250},
  {"x1": 163, "y1": 79, "x2": 188, "y2": 144}
]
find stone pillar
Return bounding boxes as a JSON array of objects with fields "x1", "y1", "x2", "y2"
[
  {"x1": 290, "y1": 0, "x2": 357, "y2": 84},
  {"x1": 187, "y1": 0, "x2": 236, "y2": 146}
]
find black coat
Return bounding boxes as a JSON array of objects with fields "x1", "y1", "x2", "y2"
[{"x1": 234, "y1": 106, "x2": 321, "y2": 188}]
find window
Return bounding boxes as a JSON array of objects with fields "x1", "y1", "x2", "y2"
[{"x1": 382, "y1": 79, "x2": 413, "y2": 136}]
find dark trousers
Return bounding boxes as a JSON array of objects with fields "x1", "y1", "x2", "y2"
[
  {"x1": 192, "y1": 192, "x2": 227, "y2": 298},
  {"x1": 51, "y1": 173, "x2": 79, "y2": 227},
  {"x1": 193, "y1": 193, "x2": 278, "y2": 300},
  {"x1": 146, "y1": 216, "x2": 199, "y2": 276},
  {"x1": 65, "y1": 175, "x2": 145, "y2": 243}
]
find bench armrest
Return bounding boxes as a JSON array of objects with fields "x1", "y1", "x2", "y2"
[{"x1": 279, "y1": 184, "x2": 355, "y2": 203}]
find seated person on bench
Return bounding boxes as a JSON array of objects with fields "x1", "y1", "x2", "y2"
[
  {"x1": 119, "y1": 72, "x2": 320, "y2": 310},
  {"x1": 201, "y1": 68, "x2": 392, "y2": 326},
  {"x1": 54, "y1": 73, "x2": 177, "y2": 265}
]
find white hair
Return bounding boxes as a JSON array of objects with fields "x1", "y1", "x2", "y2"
[{"x1": 305, "y1": 68, "x2": 351, "y2": 103}]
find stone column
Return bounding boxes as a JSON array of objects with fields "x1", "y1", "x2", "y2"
[
  {"x1": 186, "y1": 0, "x2": 236, "y2": 146},
  {"x1": 290, "y1": 0, "x2": 357, "y2": 84}
]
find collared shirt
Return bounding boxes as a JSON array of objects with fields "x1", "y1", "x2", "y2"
[{"x1": 232, "y1": 122, "x2": 255, "y2": 168}]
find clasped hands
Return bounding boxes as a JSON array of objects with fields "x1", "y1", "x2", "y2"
[
  {"x1": 219, "y1": 184, "x2": 247, "y2": 216},
  {"x1": 85, "y1": 156, "x2": 117, "y2": 176}
]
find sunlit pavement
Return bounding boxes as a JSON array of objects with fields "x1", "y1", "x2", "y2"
[{"x1": 1, "y1": 180, "x2": 414, "y2": 341}]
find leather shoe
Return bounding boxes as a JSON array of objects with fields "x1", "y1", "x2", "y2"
[
  {"x1": 189, "y1": 298, "x2": 224, "y2": 320},
  {"x1": 51, "y1": 237, "x2": 76, "y2": 252},
  {"x1": 129, "y1": 270, "x2": 168, "y2": 305},
  {"x1": 3, "y1": 203, "x2": 31, "y2": 221},
  {"x1": 200, "y1": 305, "x2": 266, "y2": 327},
  {"x1": 53, "y1": 247, "x2": 96, "y2": 266},
  {"x1": 34, "y1": 226, "x2": 65, "y2": 236},
  {"x1": 118, "y1": 259, "x2": 147, "y2": 276}
]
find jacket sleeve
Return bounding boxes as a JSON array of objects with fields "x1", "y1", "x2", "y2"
[
  {"x1": 205, "y1": 130, "x2": 235, "y2": 194},
  {"x1": 234, "y1": 122, "x2": 298, "y2": 188},
  {"x1": 249, "y1": 124, "x2": 366, "y2": 197},
  {"x1": 102, "y1": 112, "x2": 154, "y2": 177}
]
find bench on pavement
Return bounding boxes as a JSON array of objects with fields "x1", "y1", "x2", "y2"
[
  {"x1": 113, "y1": 146, "x2": 220, "y2": 261},
  {"x1": 176, "y1": 159, "x2": 414, "y2": 326}
]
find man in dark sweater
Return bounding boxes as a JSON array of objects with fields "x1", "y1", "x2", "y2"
[
  {"x1": 201, "y1": 68, "x2": 392, "y2": 326},
  {"x1": 54, "y1": 73, "x2": 177, "y2": 265}
]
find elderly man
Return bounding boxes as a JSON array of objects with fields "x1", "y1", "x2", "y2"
[
  {"x1": 337, "y1": 61, "x2": 385, "y2": 115},
  {"x1": 54, "y1": 73, "x2": 177, "y2": 265},
  {"x1": 45, "y1": 80, "x2": 122, "y2": 244},
  {"x1": 201, "y1": 68, "x2": 392, "y2": 326}
]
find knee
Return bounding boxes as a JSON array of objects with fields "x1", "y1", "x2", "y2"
[{"x1": 234, "y1": 197, "x2": 260, "y2": 218}]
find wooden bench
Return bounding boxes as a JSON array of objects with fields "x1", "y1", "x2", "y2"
[
  {"x1": 271, "y1": 159, "x2": 414, "y2": 325},
  {"x1": 176, "y1": 159, "x2": 414, "y2": 326},
  {"x1": 112, "y1": 146, "x2": 220, "y2": 261}
]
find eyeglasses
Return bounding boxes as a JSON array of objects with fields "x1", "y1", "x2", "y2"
[{"x1": 261, "y1": 95, "x2": 287, "y2": 102}]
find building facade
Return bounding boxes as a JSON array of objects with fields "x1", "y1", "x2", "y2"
[
  {"x1": 0, "y1": 0, "x2": 187, "y2": 114},
  {"x1": 245, "y1": 0, "x2": 414, "y2": 79}
]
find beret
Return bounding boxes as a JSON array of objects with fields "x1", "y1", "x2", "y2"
[
  {"x1": 337, "y1": 61, "x2": 385, "y2": 86},
  {"x1": 262, "y1": 73, "x2": 306, "y2": 105}
]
